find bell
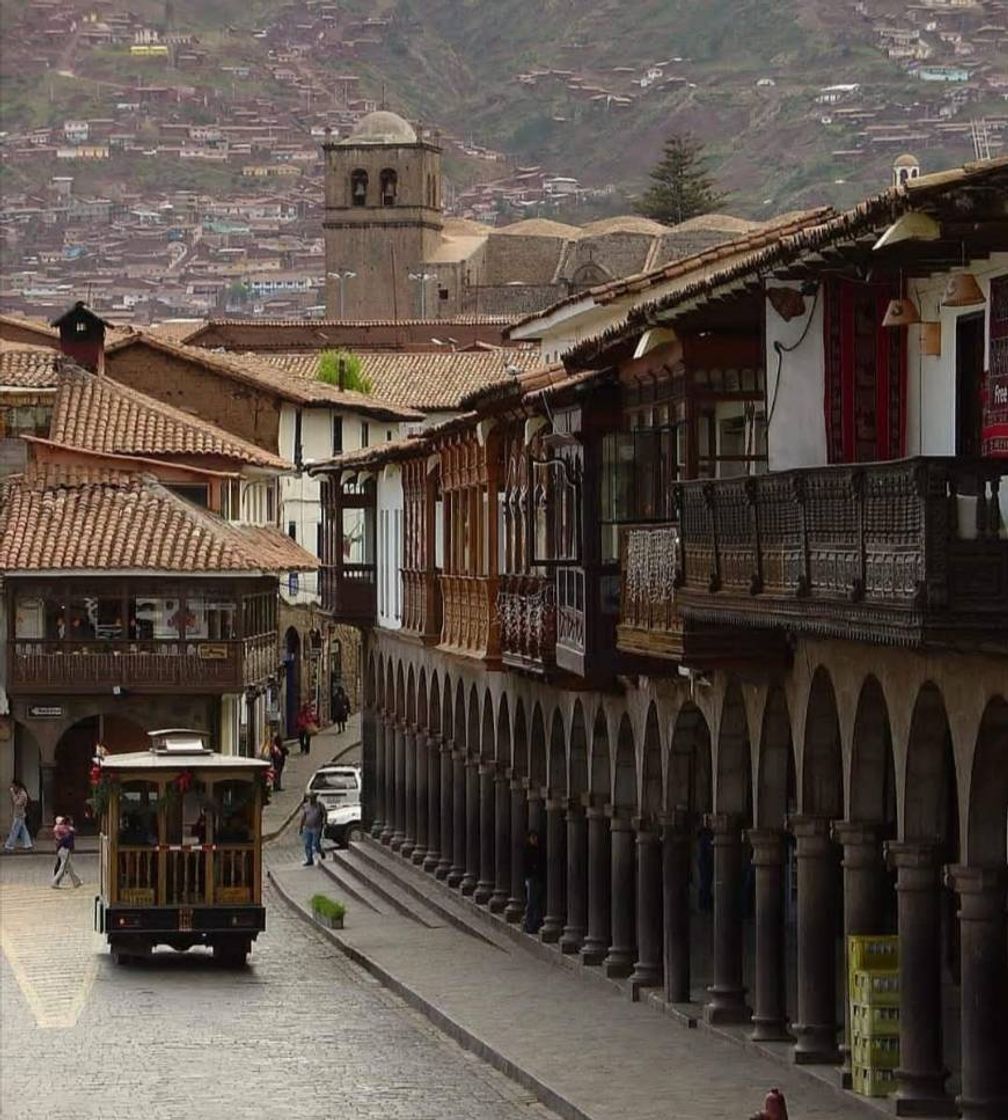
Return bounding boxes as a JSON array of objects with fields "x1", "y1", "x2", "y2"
[
  {"x1": 940, "y1": 271, "x2": 985, "y2": 308},
  {"x1": 882, "y1": 297, "x2": 921, "y2": 327}
]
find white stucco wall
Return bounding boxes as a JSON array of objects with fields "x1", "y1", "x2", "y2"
[
  {"x1": 376, "y1": 464, "x2": 404, "y2": 631},
  {"x1": 764, "y1": 282, "x2": 828, "y2": 471},
  {"x1": 907, "y1": 254, "x2": 1008, "y2": 456}
]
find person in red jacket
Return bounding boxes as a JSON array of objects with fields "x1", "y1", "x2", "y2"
[{"x1": 296, "y1": 702, "x2": 317, "y2": 755}]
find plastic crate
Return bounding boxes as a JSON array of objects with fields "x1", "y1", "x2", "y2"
[
  {"x1": 852, "y1": 1001, "x2": 900, "y2": 1037},
  {"x1": 852, "y1": 1032, "x2": 900, "y2": 1069},
  {"x1": 848, "y1": 935, "x2": 898, "y2": 973},
  {"x1": 852, "y1": 1064, "x2": 897, "y2": 1098},
  {"x1": 850, "y1": 968, "x2": 900, "y2": 1006}
]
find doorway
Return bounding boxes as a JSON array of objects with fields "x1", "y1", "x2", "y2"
[
  {"x1": 955, "y1": 312, "x2": 985, "y2": 458},
  {"x1": 54, "y1": 716, "x2": 100, "y2": 831},
  {"x1": 284, "y1": 627, "x2": 301, "y2": 738}
]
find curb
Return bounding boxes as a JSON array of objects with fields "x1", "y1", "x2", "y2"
[
  {"x1": 262, "y1": 737, "x2": 361, "y2": 842},
  {"x1": 266, "y1": 867, "x2": 593, "y2": 1120}
]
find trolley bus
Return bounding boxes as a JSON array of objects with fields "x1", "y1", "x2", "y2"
[{"x1": 93, "y1": 728, "x2": 269, "y2": 966}]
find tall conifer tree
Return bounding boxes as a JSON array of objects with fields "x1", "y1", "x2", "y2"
[{"x1": 635, "y1": 133, "x2": 727, "y2": 225}]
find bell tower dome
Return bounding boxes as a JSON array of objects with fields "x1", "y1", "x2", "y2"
[{"x1": 323, "y1": 111, "x2": 443, "y2": 320}]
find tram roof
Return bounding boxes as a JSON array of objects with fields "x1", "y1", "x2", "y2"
[{"x1": 100, "y1": 751, "x2": 270, "y2": 773}]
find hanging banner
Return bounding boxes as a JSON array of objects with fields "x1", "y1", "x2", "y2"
[{"x1": 982, "y1": 276, "x2": 1008, "y2": 458}]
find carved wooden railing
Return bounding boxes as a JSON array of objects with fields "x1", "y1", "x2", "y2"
[
  {"x1": 320, "y1": 562, "x2": 376, "y2": 624},
  {"x1": 242, "y1": 633, "x2": 279, "y2": 685},
  {"x1": 402, "y1": 567, "x2": 442, "y2": 641},
  {"x1": 669, "y1": 457, "x2": 1007, "y2": 649},
  {"x1": 116, "y1": 843, "x2": 255, "y2": 906},
  {"x1": 10, "y1": 640, "x2": 252, "y2": 693},
  {"x1": 616, "y1": 525, "x2": 684, "y2": 658},
  {"x1": 556, "y1": 566, "x2": 586, "y2": 654},
  {"x1": 438, "y1": 574, "x2": 500, "y2": 659},
  {"x1": 497, "y1": 574, "x2": 556, "y2": 672}
]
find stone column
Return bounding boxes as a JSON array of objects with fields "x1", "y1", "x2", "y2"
[
  {"x1": 380, "y1": 717, "x2": 395, "y2": 845},
  {"x1": 423, "y1": 736, "x2": 441, "y2": 873},
  {"x1": 790, "y1": 815, "x2": 838, "y2": 1062},
  {"x1": 504, "y1": 780, "x2": 527, "y2": 923},
  {"x1": 581, "y1": 805, "x2": 611, "y2": 966},
  {"x1": 447, "y1": 749, "x2": 466, "y2": 887},
  {"x1": 489, "y1": 770, "x2": 510, "y2": 912},
  {"x1": 704, "y1": 812, "x2": 751, "y2": 1025},
  {"x1": 747, "y1": 828, "x2": 790, "y2": 1041},
  {"x1": 460, "y1": 758, "x2": 480, "y2": 895},
  {"x1": 390, "y1": 722, "x2": 407, "y2": 851},
  {"x1": 559, "y1": 800, "x2": 587, "y2": 954},
  {"x1": 886, "y1": 841, "x2": 952, "y2": 1113},
  {"x1": 604, "y1": 812, "x2": 636, "y2": 979},
  {"x1": 662, "y1": 812, "x2": 692, "y2": 1003},
  {"x1": 630, "y1": 823, "x2": 662, "y2": 990},
  {"x1": 361, "y1": 703, "x2": 377, "y2": 833},
  {"x1": 833, "y1": 821, "x2": 887, "y2": 1079},
  {"x1": 435, "y1": 740, "x2": 453, "y2": 879},
  {"x1": 539, "y1": 797, "x2": 567, "y2": 942},
  {"x1": 411, "y1": 731, "x2": 428, "y2": 865},
  {"x1": 474, "y1": 762, "x2": 495, "y2": 905},
  {"x1": 947, "y1": 866, "x2": 1008, "y2": 1120},
  {"x1": 401, "y1": 727, "x2": 417, "y2": 858},
  {"x1": 371, "y1": 711, "x2": 386, "y2": 838}
]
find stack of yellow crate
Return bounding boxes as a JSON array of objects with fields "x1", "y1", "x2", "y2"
[{"x1": 848, "y1": 935, "x2": 900, "y2": 1097}]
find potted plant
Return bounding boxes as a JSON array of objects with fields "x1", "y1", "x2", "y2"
[{"x1": 310, "y1": 894, "x2": 346, "y2": 930}]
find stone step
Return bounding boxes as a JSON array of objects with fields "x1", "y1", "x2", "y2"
[{"x1": 327, "y1": 848, "x2": 444, "y2": 929}]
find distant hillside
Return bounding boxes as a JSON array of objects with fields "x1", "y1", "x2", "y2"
[{"x1": 1, "y1": 0, "x2": 1002, "y2": 215}]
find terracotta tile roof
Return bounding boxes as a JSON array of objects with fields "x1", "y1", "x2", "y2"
[
  {"x1": 269, "y1": 348, "x2": 547, "y2": 411},
  {"x1": 0, "y1": 464, "x2": 309, "y2": 574},
  {"x1": 458, "y1": 363, "x2": 566, "y2": 410},
  {"x1": 200, "y1": 315, "x2": 513, "y2": 327},
  {"x1": 105, "y1": 332, "x2": 421, "y2": 420},
  {"x1": 308, "y1": 435, "x2": 427, "y2": 475},
  {"x1": 49, "y1": 363, "x2": 291, "y2": 470},
  {"x1": 0, "y1": 313, "x2": 58, "y2": 345},
  {"x1": 232, "y1": 525, "x2": 319, "y2": 572},
  {"x1": 0, "y1": 348, "x2": 61, "y2": 389}
]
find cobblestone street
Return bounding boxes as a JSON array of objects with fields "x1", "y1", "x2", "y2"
[{"x1": 0, "y1": 838, "x2": 554, "y2": 1120}]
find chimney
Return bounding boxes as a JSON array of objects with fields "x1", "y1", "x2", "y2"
[{"x1": 51, "y1": 300, "x2": 107, "y2": 373}]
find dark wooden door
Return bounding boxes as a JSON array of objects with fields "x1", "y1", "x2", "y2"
[{"x1": 956, "y1": 312, "x2": 985, "y2": 458}]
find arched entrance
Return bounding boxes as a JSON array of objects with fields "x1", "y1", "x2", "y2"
[
  {"x1": 54, "y1": 713, "x2": 147, "y2": 831},
  {"x1": 284, "y1": 627, "x2": 301, "y2": 738}
]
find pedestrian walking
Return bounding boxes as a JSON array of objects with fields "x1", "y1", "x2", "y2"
[
  {"x1": 522, "y1": 829, "x2": 544, "y2": 935},
  {"x1": 51, "y1": 815, "x2": 83, "y2": 888},
  {"x1": 4, "y1": 782, "x2": 34, "y2": 852},
  {"x1": 270, "y1": 732, "x2": 289, "y2": 792},
  {"x1": 299, "y1": 793, "x2": 325, "y2": 867},
  {"x1": 296, "y1": 701, "x2": 318, "y2": 755},
  {"x1": 333, "y1": 686, "x2": 350, "y2": 734}
]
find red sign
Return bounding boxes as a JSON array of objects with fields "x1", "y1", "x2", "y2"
[{"x1": 982, "y1": 276, "x2": 1008, "y2": 458}]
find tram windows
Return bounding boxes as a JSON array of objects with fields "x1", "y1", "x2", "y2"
[
  {"x1": 118, "y1": 781, "x2": 159, "y2": 846},
  {"x1": 214, "y1": 780, "x2": 255, "y2": 844}
]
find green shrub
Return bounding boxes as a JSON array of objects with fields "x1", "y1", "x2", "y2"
[
  {"x1": 317, "y1": 349, "x2": 373, "y2": 394},
  {"x1": 310, "y1": 894, "x2": 347, "y2": 921}
]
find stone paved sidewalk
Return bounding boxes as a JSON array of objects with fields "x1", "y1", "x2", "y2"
[{"x1": 269, "y1": 835, "x2": 881, "y2": 1120}]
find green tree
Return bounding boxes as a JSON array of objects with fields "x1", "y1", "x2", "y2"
[
  {"x1": 317, "y1": 349, "x2": 373, "y2": 394},
  {"x1": 635, "y1": 133, "x2": 727, "y2": 226}
]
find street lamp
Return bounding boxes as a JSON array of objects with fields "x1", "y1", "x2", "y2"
[
  {"x1": 407, "y1": 271, "x2": 436, "y2": 318},
  {"x1": 327, "y1": 270, "x2": 356, "y2": 319}
]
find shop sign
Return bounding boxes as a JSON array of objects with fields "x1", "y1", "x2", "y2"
[{"x1": 28, "y1": 705, "x2": 63, "y2": 718}]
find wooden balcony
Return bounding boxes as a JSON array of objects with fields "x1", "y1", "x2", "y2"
[
  {"x1": 617, "y1": 526, "x2": 768, "y2": 666},
  {"x1": 320, "y1": 563, "x2": 376, "y2": 626},
  {"x1": 9, "y1": 634, "x2": 278, "y2": 694},
  {"x1": 402, "y1": 568, "x2": 442, "y2": 642},
  {"x1": 497, "y1": 574, "x2": 556, "y2": 674},
  {"x1": 671, "y1": 458, "x2": 1008, "y2": 651},
  {"x1": 439, "y1": 574, "x2": 500, "y2": 660}
]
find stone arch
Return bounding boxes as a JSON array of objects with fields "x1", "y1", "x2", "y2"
[
  {"x1": 548, "y1": 709, "x2": 567, "y2": 797},
  {"x1": 385, "y1": 661, "x2": 395, "y2": 721},
  {"x1": 406, "y1": 664, "x2": 416, "y2": 724},
  {"x1": 755, "y1": 686, "x2": 795, "y2": 828},
  {"x1": 376, "y1": 652, "x2": 385, "y2": 709},
  {"x1": 965, "y1": 695, "x2": 1008, "y2": 865},
  {"x1": 513, "y1": 699, "x2": 528, "y2": 778},
  {"x1": 454, "y1": 679, "x2": 466, "y2": 751},
  {"x1": 441, "y1": 673, "x2": 453, "y2": 741},
  {"x1": 496, "y1": 695, "x2": 511, "y2": 767},
  {"x1": 801, "y1": 666, "x2": 844, "y2": 818},
  {"x1": 480, "y1": 688, "x2": 495, "y2": 761},
  {"x1": 667, "y1": 702, "x2": 712, "y2": 821},
  {"x1": 467, "y1": 683, "x2": 480, "y2": 759},
  {"x1": 379, "y1": 167, "x2": 397, "y2": 206},
  {"x1": 55, "y1": 713, "x2": 147, "y2": 827},
  {"x1": 365, "y1": 652, "x2": 377, "y2": 707},
  {"x1": 613, "y1": 713, "x2": 636, "y2": 813},
  {"x1": 849, "y1": 675, "x2": 896, "y2": 826},
  {"x1": 417, "y1": 668, "x2": 427, "y2": 731},
  {"x1": 569, "y1": 700, "x2": 589, "y2": 800},
  {"x1": 716, "y1": 679, "x2": 752, "y2": 821},
  {"x1": 904, "y1": 682, "x2": 959, "y2": 851},
  {"x1": 428, "y1": 669, "x2": 441, "y2": 734},
  {"x1": 590, "y1": 708, "x2": 609, "y2": 801},
  {"x1": 350, "y1": 167, "x2": 368, "y2": 206},
  {"x1": 395, "y1": 661, "x2": 406, "y2": 721},
  {"x1": 641, "y1": 702, "x2": 662, "y2": 821},
  {"x1": 529, "y1": 703, "x2": 547, "y2": 789}
]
